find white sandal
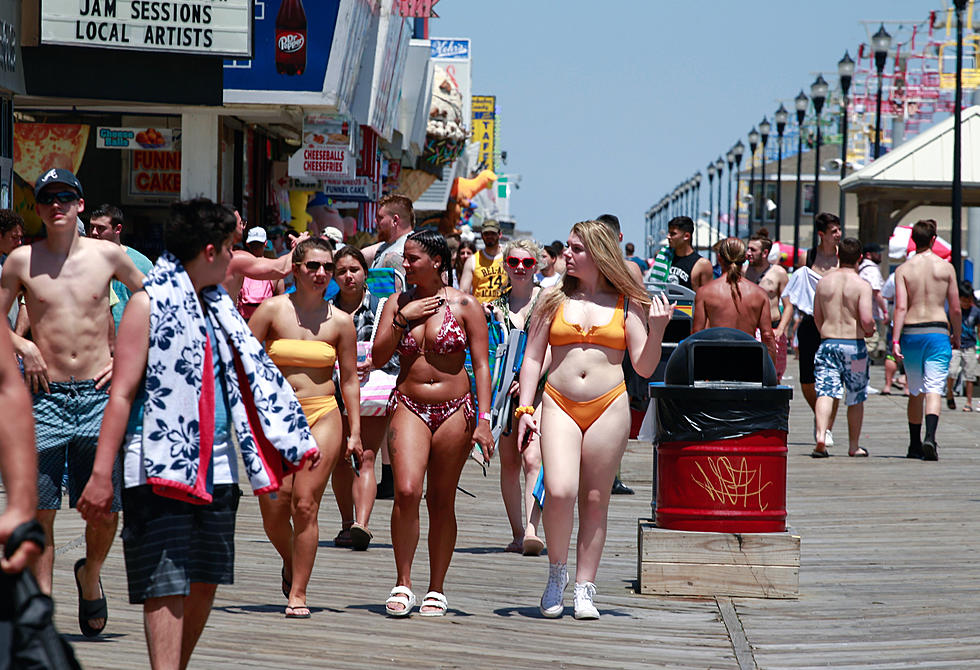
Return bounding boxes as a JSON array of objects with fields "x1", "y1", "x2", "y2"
[
  {"x1": 418, "y1": 591, "x2": 448, "y2": 617},
  {"x1": 385, "y1": 586, "x2": 416, "y2": 617}
]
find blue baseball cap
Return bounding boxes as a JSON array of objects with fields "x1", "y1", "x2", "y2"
[
  {"x1": 34, "y1": 168, "x2": 84, "y2": 198},
  {"x1": 306, "y1": 192, "x2": 331, "y2": 210}
]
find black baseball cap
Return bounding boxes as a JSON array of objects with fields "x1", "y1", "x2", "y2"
[
  {"x1": 34, "y1": 168, "x2": 84, "y2": 198},
  {"x1": 862, "y1": 242, "x2": 883, "y2": 254}
]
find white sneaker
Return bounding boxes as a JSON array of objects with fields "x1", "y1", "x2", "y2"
[
  {"x1": 825, "y1": 430, "x2": 835, "y2": 447},
  {"x1": 573, "y1": 582, "x2": 599, "y2": 620},
  {"x1": 539, "y1": 562, "x2": 568, "y2": 618}
]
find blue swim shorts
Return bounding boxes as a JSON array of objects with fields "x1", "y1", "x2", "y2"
[
  {"x1": 34, "y1": 379, "x2": 121, "y2": 511},
  {"x1": 901, "y1": 325, "x2": 952, "y2": 397},
  {"x1": 814, "y1": 338, "x2": 869, "y2": 406}
]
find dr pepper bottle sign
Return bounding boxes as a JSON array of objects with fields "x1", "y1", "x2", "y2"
[{"x1": 275, "y1": 0, "x2": 307, "y2": 76}]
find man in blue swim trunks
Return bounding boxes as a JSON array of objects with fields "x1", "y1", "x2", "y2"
[
  {"x1": 812, "y1": 238, "x2": 875, "y2": 457},
  {"x1": 893, "y1": 219, "x2": 961, "y2": 461},
  {"x1": 0, "y1": 168, "x2": 145, "y2": 637}
]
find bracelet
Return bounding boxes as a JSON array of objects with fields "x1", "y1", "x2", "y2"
[
  {"x1": 479, "y1": 411, "x2": 491, "y2": 422},
  {"x1": 514, "y1": 405, "x2": 535, "y2": 418},
  {"x1": 392, "y1": 317, "x2": 408, "y2": 329}
]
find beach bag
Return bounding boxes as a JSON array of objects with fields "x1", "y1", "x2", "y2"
[{"x1": 359, "y1": 297, "x2": 397, "y2": 416}]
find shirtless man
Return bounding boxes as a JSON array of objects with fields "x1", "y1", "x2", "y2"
[
  {"x1": 782, "y1": 212, "x2": 842, "y2": 443},
  {"x1": 221, "y1": 209, "x2": 304, "y2": 302},
  {"x1": 811, "y1": 238, "x2": 874, "y2": 457},
  {"x1": 893, "y1": 219, "x2": 960, "y2": 461},
  {"x1": 746, "y1": 233, "x2": 790, "y2": 380},
  {"x1": 362, "y1": 193, "x2": 414, "y2": 271},
  {"x1": 692, "y1": 237, "x2": 776, "y2": 362},
  {"x1": 0, "y1": 168, "x2": 144, "y2": 637}
]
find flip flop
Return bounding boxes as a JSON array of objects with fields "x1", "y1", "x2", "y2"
[
  {"x1": 74, "y1": 558, "x2": 108, "y2": 638},
  {"x1": 810, "y1": 449, "x2": 830, "y2": 458},
  {"x1": 522, "y1": 535, "x2": 544, "y2": 556},
  {"x1": 349, "y1": 523, "x2": 373, "y2": 552},
  {"x1": 284, "y1": 605, "x2": 311, "y2": 619},
  {"x1": 963, "y1": 406, "x2": 974, "y2": 412},
  {"x1": 505, "y1": 539, "x2": 523, "y2": 553},
  {"x1": 281, "y1": 567, "x2": 292, "y2": 599},
  {"x1": 849, "y1": 447, "x2": 870, "y2": 457},
  {"x1": 879, "y1": 391, "x2": 891, "y2": 396}
]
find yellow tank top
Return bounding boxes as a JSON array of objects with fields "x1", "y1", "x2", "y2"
[{"x1": 471, "y1": 250, "x2": 508, "y2": 303}]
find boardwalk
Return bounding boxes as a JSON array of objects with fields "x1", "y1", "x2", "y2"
[{"x1": 5, "y1": 359, "x2": 980, "y2": 669}]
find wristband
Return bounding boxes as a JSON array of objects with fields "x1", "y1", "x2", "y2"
[
  {"x1": 514, "y1": 405, "x2": 535, "y2": 418},
  {"x1": 393, "y1": 316, "x2": 408, "y2": 329},
  {"x1": 479, "y1": 411, "x2": 491, "y2": 422}
]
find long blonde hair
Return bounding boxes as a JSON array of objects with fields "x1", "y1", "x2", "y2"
[{"x1": 538, "y1": 220, "x2": 650, "y2": 323}]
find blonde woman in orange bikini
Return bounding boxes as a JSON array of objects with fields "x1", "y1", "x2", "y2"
[
  {"x1": 249, "y1": 237, "x2": 362, "y2": 618},
  {"x1": 517, "y1": 220, "x2": 673, "y2": 620}
]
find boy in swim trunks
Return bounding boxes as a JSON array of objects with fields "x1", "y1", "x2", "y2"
[
  {"x1": 812, "y1": 238, "x2": 875, "y2": 457},
  {"x1": 0, "y1": 169, "x2": 145, "y2": 637},
  {"x1": 945, "y1": 281, "x2": 980, "y2": 412},
  {"x1": 893, "y1": 219, "x2": 961, "y2": 461}
]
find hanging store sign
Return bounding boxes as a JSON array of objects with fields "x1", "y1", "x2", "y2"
[
  {"x1": 319, "y1": 176, "x2": 377, "y2": 202},
  {"x1": 124, "y1": 150, "x2": 181, "y2": 205},
  {"x1": 398, "y1": 0, "x2": 439, "y2": 18},
  {"x1": 430, "y1": 38, "x2": 468, "y2": 59},
  {"x1": 40, "y1": 0, "x2": 253, "y2": 57},
  {"x1": 288, "y1": 113, "x2": 355, "y2": 178},
  {"x1": 96, "y1": 126, "x2": 180, "y2": 150},
  {"x1": 471, "y1": 95, "x2": 495, "y2": 171}
]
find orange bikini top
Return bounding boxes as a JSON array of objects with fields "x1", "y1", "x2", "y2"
[
  {"x1": 266, "y1": 339, "x2": 336, "y2": 368},
  {"x1": 549, "y1": 295, "x2": 627, "y2": 350}
]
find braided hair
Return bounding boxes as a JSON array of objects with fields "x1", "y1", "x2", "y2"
[{"x1": 408, "y1": 229, "x2": 453, "y2": 287}]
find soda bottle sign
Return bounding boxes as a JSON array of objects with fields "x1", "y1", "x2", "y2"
[{"x1": 275, "y1": 0, "x2": 307, "y2": 76}]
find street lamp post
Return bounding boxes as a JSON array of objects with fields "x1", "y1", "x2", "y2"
[
  {"x1": 953, "y1": 0, "x2": 968, "y2": 278},
  {"x1": 774, "y1": 104, "x2": 788, "y2": 243},
  {"x1": 838, "y1": 51, "x2": 855, "y2": 229},
  {"x1": 872, "y1": 24, "x2": 892, "y2": 159},
  {"x1": 707, "y1": 163, "x2": 716, "y2": 249},
  {"x1": 747, "y1": 127, "x2": 759, "y2": 235},
  {"x1": 759, "y1": 117, "x2": 771, "y2": 236},
  {"x1": 694, "y1": 172, "x2": 702, "y2": 248},
  {"x1": 715, "y1": 157, "x2": 725, "y2": 242},
  {"x1": 793, "y1": 90, "x2": 807, "y2": 267},
  {"x1": 726, "y1": 150, "x2": 735, "y2": 237},
  {"x1": 811, "y1": 74, "x2": 829, "y2": 247},
  {"x1": 733, "y1": 140, "x2": 745, "y2": 237}
]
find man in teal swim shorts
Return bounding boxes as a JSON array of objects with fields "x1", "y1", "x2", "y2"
[{"x1": 893, "y1": 219, "x2": 961, "y2": 461}]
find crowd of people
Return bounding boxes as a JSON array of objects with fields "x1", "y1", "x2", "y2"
[
  {"x1": 0, "y1": 171, "x2": 682, "y2": 668},
  {"x1": 0, "y1": 164, "x2": 971, "y2": 666}
]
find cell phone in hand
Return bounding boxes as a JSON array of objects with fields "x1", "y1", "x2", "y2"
[
  {"x1": 350, "y1": 454, "x2": 360, "y2": 477},
  {"x1": 521, "y1": 428, "x2": 533, "y2": 451}
]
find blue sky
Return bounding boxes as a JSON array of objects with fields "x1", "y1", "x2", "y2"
[{"x1": 434, "y1": 1, "x2": 942, "y2": 249}]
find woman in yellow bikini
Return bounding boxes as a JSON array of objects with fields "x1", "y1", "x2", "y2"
[
  {"x1": 516, "y1": 220, "x2": 673, "y2": 620},
  {"x1": 249, "y1": 237, "x2": 362, "y2": 618}
]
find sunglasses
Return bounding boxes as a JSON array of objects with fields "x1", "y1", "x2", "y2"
[
  {"x1": 297, "y1": 260, "x2": 334, "y2": 273},
  {"x1": 36, "y1": 191, "x2": 79, "y2": 205},
  {"x1": 506, "y1": 256, "x2": 536, "y2": 269}
]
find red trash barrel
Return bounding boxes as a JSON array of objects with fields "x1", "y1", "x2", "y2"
[
  {"x1": 655, "y1": 429, "x2": 787, "y2": 532},
  {"x1": 649, "y1": 327, "x2": 792, "y2": 534}
]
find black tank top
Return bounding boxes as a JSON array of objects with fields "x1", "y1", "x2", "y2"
[{"x1": 669, "y1": 251, "x2": 702, "y2": 289}]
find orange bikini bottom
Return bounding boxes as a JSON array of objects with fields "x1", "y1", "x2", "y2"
[
  {"x1": 299, "y1": 395, "x2": 339, "y2": 427},
  {"x1": 543, "y1": 381, "x2": 627, "y2": 433}
]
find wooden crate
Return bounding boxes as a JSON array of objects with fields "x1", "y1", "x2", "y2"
[{"x1": 637, "y1": 520, "x2": 800, "y2": 599}]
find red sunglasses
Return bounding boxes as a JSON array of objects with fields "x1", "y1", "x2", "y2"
[{"x1": 506, "y1": 256, "x2": 535, "y2": 269}]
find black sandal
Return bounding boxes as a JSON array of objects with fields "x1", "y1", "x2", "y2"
[{"x1": 74, "y1": 558, "x2": 108, "y2": 638}]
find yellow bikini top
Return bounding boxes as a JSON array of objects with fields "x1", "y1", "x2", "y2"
[
  {"x1": 549, "y1": 295, "x2": 627, "y2": 350},
  {"x1": 266, "y1": 339, "x2": 336, "y2": 368}
]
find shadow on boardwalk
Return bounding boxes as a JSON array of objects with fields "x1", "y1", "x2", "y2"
[{"x1": 5, "y1": 360, "x2": 979, "y2": 668}]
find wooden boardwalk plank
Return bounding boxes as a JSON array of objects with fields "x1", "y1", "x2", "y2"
[{"x1": 2, "y1": 358, "x2": 979, "y2": 667}]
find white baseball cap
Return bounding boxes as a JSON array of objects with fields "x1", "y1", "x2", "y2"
[
  {"x1": 245, "y1": 227, "x2": 267, "y2": 245},
  {"x1": 322, "y1": 226, "x2": 344, "y2": 245}
]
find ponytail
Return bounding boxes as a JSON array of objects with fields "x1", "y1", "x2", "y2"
[{"x1": 718, "y1": 237, "x2": 746, "y2": 310}]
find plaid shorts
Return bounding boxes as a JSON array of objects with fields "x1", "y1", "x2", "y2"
[
  {"x1": 33, "y1": 379, "x2": 121, "y2": 511},
  {"x1": 121, "y1": 484, "x2": 240, "y2": 604}
]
